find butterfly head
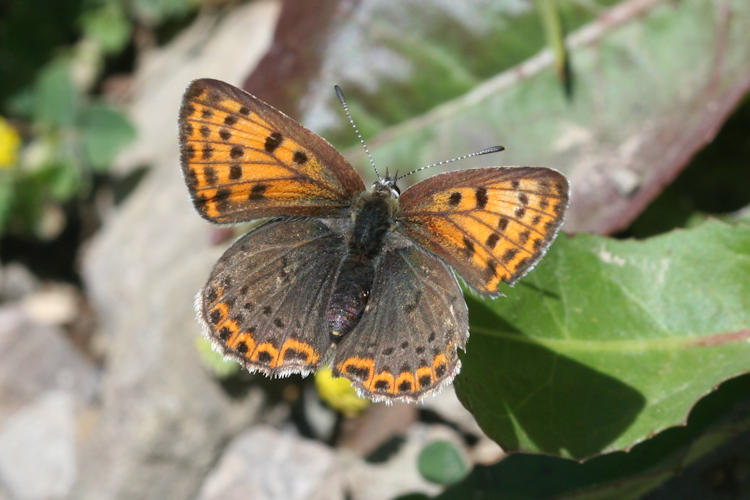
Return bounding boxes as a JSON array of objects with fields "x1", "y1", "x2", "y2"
[
  {"x1": 335, "y1": 85, "x2": 505, "y2": 204},
  {"x1": 372, "y1": 169, "x2": 401, "y2": 199}
]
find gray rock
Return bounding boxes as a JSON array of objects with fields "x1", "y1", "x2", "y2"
[
  {"x1": 0, "y1": 263, "x2": 38, "y2": 302},
  {"x1": 337, "y1": 402, "x2": 417, "y2": 456},
  {"x1": 302, "y1": 384, "x2": 338, "y2": 442},
  {"x1": 73, "y1": 2, "x2": 282, "y2": 499},
  {"x1": 0, "y1": 305, "x2": 98, "y2": 421},
  {"x1": 0, "y1": 304, "x2": 98, "y2": 499},
  {"x1": 198, "y1": 426, "x2": 340, "y2": 500},
  {"x1": 337, "y1": 423, "x2": 446, "y2": 500},
  {"x1": 20, "y1": 284, "x2": 79, "y2": 327},
  {"x1": 0, "y1": 391, "x2": 76, "y2": 499}
]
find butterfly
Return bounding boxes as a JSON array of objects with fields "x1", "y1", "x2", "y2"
[{"x1": 179, "y1": 79, "x2": 569, "y2": 403}]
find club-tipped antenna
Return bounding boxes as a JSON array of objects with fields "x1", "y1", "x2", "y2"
[
  {"x1": 396, "y1": 145, "x2": 505, "y2": 181},
  {"x1": 335, "y1": 85, "x2": 379, "y2": 179}
]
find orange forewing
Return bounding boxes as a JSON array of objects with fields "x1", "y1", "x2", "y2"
[
  {"x1": 398, "y1": 167, "x2": 569, "y2": 295},
  {"x1": 178, "y1": 79, "x2": 365, "y2": 223}
]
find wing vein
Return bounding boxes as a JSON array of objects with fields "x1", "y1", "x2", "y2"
[
  {"x1": 398, "y1": 251, "x2": 458, "y2": 316},
  {"x1": 195, "y1": 175, "x2": 300, "y2": 191},
  {"x1": 443, "y1": 218, "x2": 516, "y2": 276},
  {"x1": 457, "y1": 212, "x2": 537, "y2": 253},
  {"x1": 185, "y1": 115, "x2": 274, "y2": 135},
  {"x1": 485, "y1": 186, "x2": 566, "y2": 200},
  {"x1": 190, "y1": 99, "x2": 275, "y2": 132},
  {"x1": 187, "y1": 144, "x2": 347, "y2": 198}
]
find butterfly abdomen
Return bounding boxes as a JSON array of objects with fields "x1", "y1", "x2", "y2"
[
  {"x1": 327, "y1": 257, "x2": 375, "y2": 343},
  {"x1": 327, "y1": 194, "x2": 394, "y2": 343}
]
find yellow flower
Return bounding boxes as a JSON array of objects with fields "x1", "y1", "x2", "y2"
[
  {"x1": 315, "y1": 366, "x2": 370, "y2": 416},
  {"x1": 0, "y1": 117, "x2": 21, "y2": 168}
]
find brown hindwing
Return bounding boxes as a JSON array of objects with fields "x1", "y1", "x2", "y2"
[
  {"x1": 332, "y1": 242, "x2": 468, "y2": 402},
  {"x1": 200, "y1": 218, "x2": 346, "y2": 376}
]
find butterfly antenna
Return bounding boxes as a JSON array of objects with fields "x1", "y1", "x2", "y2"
[
  {"x1": 335, "y1": 85, "x2": 380, "y2": 179},
  {"x1": 396, "y1": 145, "x2": 506, "y2": 181}
]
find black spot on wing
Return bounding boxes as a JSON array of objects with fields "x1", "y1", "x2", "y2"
[
  {"x1": 265, "y1": 132, "x2": 282, "y2": 153},
  {"x1": 475, "y1": 187, "x2": 488, "y2": 209}
]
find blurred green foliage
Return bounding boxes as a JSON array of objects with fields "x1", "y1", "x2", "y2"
[
  {"x1": 0, "y1": 0, "x2": 198, "y2": 237},
  {"x1": 418, "y1": 440, "x2": 470, "y2": 486}
]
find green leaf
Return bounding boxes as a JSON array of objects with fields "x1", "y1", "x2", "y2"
[
  {"x1": 0, "y1": 172, "x2": 14, "y2": 234},
  {"x1": 6, "y1": 86, "x2": 35, "y2": 119},
  {"x1": 80, "y1": 2, "x2": 132, "y2": 54},
  {"x1": 535, "y1": 0, "x2": 571, "y2": 96},
  {"x1": 1, "y1": 155, "x2": 82, "y2": 236},
  {"x1": 48, "y1": 160, "x2": 82, "y2": 201},
  {"x1": 8, "y1": 169, "x2": 48, "y2": 232},
  {"x1": 418, "y1": 440, "x2": 469, "y2": 485},
  {"x1": 313, "y1": 0, "x2": 618, "y2": 149},
  {"x1": 0, "y1": 1, "x2": 82, "y2": 109},
  {"x1": 33, "y1": 59, "x2": 77, "y2": 127},
  {"x1": 131, "y1": 0, "x2": 198, "y2": 25},
  {"x1": 726, "y1": 206, "x2": 750, "y2": 226},
  {"x1": 455, "y1": 220, "x2": 750, "y2": 459},
  {"x1": 439, "y1": 375, "x2": 750, "y2": 499},
  {"x1": 78, "y1": 103, "x2": 136, "y2": 171}
]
